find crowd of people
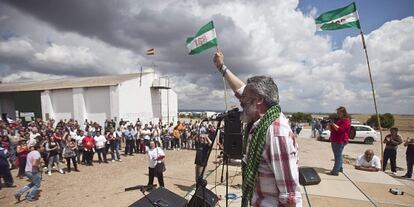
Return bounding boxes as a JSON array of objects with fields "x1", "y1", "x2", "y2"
[{"x1": 0, "y1": 116, "x2": 218, "y2": 201}]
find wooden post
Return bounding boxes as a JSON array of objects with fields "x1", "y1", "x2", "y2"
[{"x1": 359, "y1": 29, "x2": 384, "y2": 161}]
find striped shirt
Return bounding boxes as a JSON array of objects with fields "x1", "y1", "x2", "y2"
[{"x1": 247, "y1": 113, "x2": 302, "y2": 207}]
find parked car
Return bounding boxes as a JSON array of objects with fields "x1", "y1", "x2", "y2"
[{"x1": 319, "y1": 124, "x2": 378, "y2": 144}]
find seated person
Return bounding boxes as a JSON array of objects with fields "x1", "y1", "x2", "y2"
[{"x1": 355, "y1": 149, "x2": 381, "y2": 172}]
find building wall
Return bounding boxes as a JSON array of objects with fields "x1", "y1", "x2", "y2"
[
  {"x1": 5, "y1": 73, "x2": 178, "y2": 126},
  {"x1": 50, "y1": 89, "x2": 73, "y2": 121},
  {"x1": 167, "y1": 90, "x2": 178, "y2": 123},
  {"x1": 0, "y1": 93, "x2": 16, "y2": 119},
  {"x1": 154, "y1": 89, "x2": 178, "y2": 124},
  {"x1": 118, "y1": 74, "x2": 154, "y2": 124},
  {"x1": 41, "y1": 90, "x2": 54, "y2": 120},
  {"x1": 109, "y1": 85, "x2": 119, "y2": 122},
  {"x1": 13, "y1": 91, "x2": 42, "y2": 122},
  {"x1": 1, "y1": 92, "x2": 43, "y2": 121},
  {"x1": 72, "y1": 88, "x2": 86, "y2": 124},
  {"x1": 151, "y1": 88, "x2": 162, "y2": 121},
  {"x1": 84, "y1": 86, "x2": 110, "y2": 127}
]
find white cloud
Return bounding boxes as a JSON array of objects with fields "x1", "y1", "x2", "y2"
[
  {"x1": 339, "y1": 17, "x2": 414, "y2": 114},
  {"x1": 34, "y1": 43, "x2": 98, "y2": 69},
  {"x1": 0, "y1": 37, "x2": 34, "y2": 57},
  {"x1": 1, "y1": 71, "x2": 69, "y2": 83}
]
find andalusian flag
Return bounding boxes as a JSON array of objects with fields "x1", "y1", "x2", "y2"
[
  {"x1": 315, "y1": 2, "x2": 361, "y2": 31},
  {"x1": 186, "y1": 21, "x2": 218, "y2": 55},
  {"x1": 146, "y1": 48, "x2": 155, "y2": 55}
]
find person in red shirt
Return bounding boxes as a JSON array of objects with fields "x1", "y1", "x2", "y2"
[
  {"x1": 328, "y1": 106, "x2": 351, "y2": 176},
  {"x1": 16, "y1": 140, "x2": 29, "y2": 179},
  {"x1": 82, "y1": 132, "x2": 95, "y2": 166}
]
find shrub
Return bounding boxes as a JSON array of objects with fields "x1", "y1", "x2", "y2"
[
  {"x1": 290, "y1": 112, "x2": 312, "y2": 123},
  {"x1": 366, "y1": 113, "x2": 395, "y2": 129}
]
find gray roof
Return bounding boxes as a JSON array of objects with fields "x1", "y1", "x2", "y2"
[{"x1": 0, "y1": 73, "x2": 150, "y2": 92}]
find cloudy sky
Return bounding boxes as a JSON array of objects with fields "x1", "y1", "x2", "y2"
[{"x1": 1, "y1": 0, "x2": 413, "y2": 114}]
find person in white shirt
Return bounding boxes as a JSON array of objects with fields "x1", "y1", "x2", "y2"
[
  {"x1": 355, "y1": 149, "x2": 381, "y2": 172},
  {"x1": 69, "y1": 127, "x2": 77, "y2": 140},
  {"x1": 153, "y1": 125, "x2": 161, "y2": 148},
  {"x1": 29, "y1": 128, "x2": 40, "y2": 140},
  {"x1": 14, "y1": 144, "x2": 42, "y2": 202},
  {"x1": 26, "y1": 131, "x2": 38, "y2": 148},
  {"x1": 74, "y1": 130, "x2": 85, "y2": 164},
  {"x1": 146, "y1": 141, "x2": 165, "y2": 187},
  {"x1": 94, "y1": 131, "x2": 108, "y2": 163},
  {"x1": 142, "y1": 124, "x2": 152, "y2": 145},
  {"x1": 107, "y1": 128, "x2": 121, "y2": 162}
]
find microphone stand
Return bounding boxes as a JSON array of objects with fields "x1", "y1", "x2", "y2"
[{"x1": 192, "y1": 118, "x2": 222, "y2": 207}]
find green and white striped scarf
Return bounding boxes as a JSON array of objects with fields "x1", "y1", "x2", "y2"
[{"x1": 241, "y1": 104, "x2": 281, "y2": 207}]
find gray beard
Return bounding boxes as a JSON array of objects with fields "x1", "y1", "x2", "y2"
[{"x1": 241, "y1": 103, "x2": 257, "y2": 123}]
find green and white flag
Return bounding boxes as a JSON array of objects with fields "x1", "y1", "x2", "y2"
[
  {"x1": 315, "y1": 2, "x2": 361, "y2": 31},
  {"x1": 186, "y1": 21, "x2": 218, "y2": 55}
]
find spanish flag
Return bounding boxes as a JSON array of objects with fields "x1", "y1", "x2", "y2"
[{"x1": 146, "y1": 48, "x2": 155, "y2": 55}]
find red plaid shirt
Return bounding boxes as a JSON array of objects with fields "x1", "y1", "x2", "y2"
[{"x1": 246, "y1": 113, "x2": 302, "y2": 207}]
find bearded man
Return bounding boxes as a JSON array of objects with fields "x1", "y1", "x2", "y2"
[{"x1": 213, "y1": 52, "x2": 302, "y2": 207}]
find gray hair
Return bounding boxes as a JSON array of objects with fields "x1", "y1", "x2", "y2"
[{"x1": 246, "y1": 76, "x2": 279, "y2": 108}]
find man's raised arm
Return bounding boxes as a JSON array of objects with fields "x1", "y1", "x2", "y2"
[{"x1": 213, "y1": 52, "x2": 245, "y2": 95}]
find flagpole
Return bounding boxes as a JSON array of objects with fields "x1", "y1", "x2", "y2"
[
  {"x1": 358, "y1": 27, "x2": 384, "y2": 161},
  {"x1": 139, "y1": 65, "x2": 143, "y2": 87},
  {"x1": 216, "y1": 46, "x2": 229, "y2": 110}
]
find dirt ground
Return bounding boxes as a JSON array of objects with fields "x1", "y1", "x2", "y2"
[
  {"x1": 0, "y1": 147, "x2": 221, "y2": 207},
  {"x1": 1, "y1": 130, "x2": 413, "y2": 207}
]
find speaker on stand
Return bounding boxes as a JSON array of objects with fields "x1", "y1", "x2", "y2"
[{"x1": 223, "y1": 111, "x2": 243, "y2": 160}]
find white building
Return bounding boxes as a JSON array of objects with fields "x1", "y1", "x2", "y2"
[{"x1": 0, "y1": 72, "x2": 178, "y2": 126}]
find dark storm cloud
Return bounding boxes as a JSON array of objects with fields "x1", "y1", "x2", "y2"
[
  {"x1": 5, "y1": 0, "x2": 212, "y2": 52},
  {"x1": 4, "y1": 0, "x2": 135, "y2": 48},
  {"x1": 4, "y1": 0, "x2": 256, "y2": 76}
]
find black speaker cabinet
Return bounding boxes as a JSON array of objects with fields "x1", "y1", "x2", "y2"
[
  {"x1": 188, "y1": 186, "x2": 219, "y2": 207},
  {"x1": 129, "y1": 187, "x2": 187, "y2": 207},
  {"x1": 299, "y1": 167, "x2": 321, "y2": 186},
  {"x1": 224, "y1": 112, "x2": 243, "y2": 159}
]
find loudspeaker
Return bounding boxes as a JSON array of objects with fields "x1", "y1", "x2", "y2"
[
  {"x1": 299, "y1": 167, "x2": 321, "y2": 186},
  {"x1": 224, "y1": 111, "x2": 243, "y2": 159},
  {"x1": 188, "y1": 186, "x2": 219, "y2": 207},
  {"x1": 129, "y1": 187, "x2": 187, "y2": 207}
]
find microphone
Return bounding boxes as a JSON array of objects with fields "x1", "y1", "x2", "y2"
[
  {"x1": 214, "y1": 108, "x2": 240, "y2": 121},
  {"x1": 124, "y1": 184, "x2": 157, "y2": 192}
]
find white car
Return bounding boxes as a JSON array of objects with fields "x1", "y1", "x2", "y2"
[{"x1": 319, "y1": 124, "x2": 378, "y2": 144}]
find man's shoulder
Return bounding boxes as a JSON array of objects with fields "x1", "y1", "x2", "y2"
[
  {"x1": 29, "y1": 150, "x2": 41, "y2": 158},
  {"x1": 268, "y1": 113, "x2": 291, "y2": 136}
]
